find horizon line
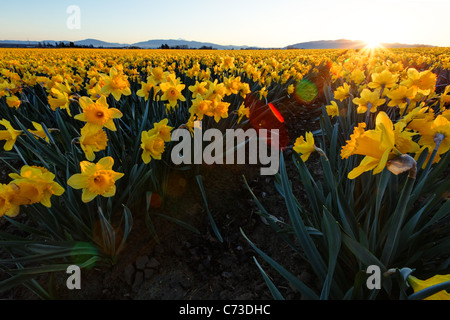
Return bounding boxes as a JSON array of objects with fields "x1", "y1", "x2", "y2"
[{"x1": 0, "y1": 38, "x2": 442, "y2": 49}]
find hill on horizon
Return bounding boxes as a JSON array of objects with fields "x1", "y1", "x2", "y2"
[
  {"x1": 0, "y1": 38, "x2": 438, "y2": 49},
  {"x1": 286, "y1": 39, "x2": 436, "y2": 49}
]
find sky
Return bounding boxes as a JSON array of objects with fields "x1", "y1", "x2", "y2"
[{"x1": 0, "y1": 0, "x2": 449, "y2": 48}]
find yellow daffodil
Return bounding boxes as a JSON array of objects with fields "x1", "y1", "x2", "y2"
[
  {"x1": 326, "y1": 101, "x2": 339, "y2": 118},
  {"x1": 368, "y1": 69, "x2": 398, "y2": 90},
  {"x1": 223, "y1": 76, "x2": 242, "y2": 96},
  {"x1": 9, "y1": 165, "x2": 65, "y2": 208},
  {"x1": 440, "y1": 85, "x2": 450, "y2": 110},
  {"x1": 0, "y1": 119, "x2": 22, "y2": 151},
  {"x1": 237, "y1": 102, "x2": 250, "y2": 124},
  {"x1": 159, "y1": 76, "x2": 186, "y2": 109},
  {"x1": 393, "y1": 121, "x2": 421, "y2": 155},
  {"x1": 48, "y1": 87, "x2": 71, "y2": 116},
  {"x1": 287, "y1": 84, "x2": 295, "y2": 95},
  {"x1": 210, "y1": 99, "x2": 230, "y2": 123},
  {"x1": 349, "y1": 68, "x2": 366, "y2": 84},
  {"x1": 401, "y1": 68, "x2": 436, "y2": 96},
  {"x1": 220, "y1": 56, "x2": 235, "y2": 70},
  {"x1": 100, "y1": 66, "x2": 132, "y2": 101},
  {"x1": 67, "y1": 156, "x2": 124, "y2": 203},
  {"x1": 140, "y1": 131, "x2": 166, "y2": 164},
  {"x1": 146, "y1": 118, "x2": 173, "y2": 142},
  {"x1": 407, "y1": 274, "x2": 450, "y2": 300},
  {"x1": 87, "y1": 83, "x2": 106, "y2": 101},
  {"x1": 352, "y1": 89, "x2": 386, "y2": 113},
  {"x1": 293, "y1": 131, "x2": 316, "y2": 162},
  {"x1": 147, "y1": 67, "x2": 170, "y2": 85},
  {"x1": 0, "y1": 184, "x2": 19, "y2": 218},
  {"x1": 239, "y1": 82, "x2": 251, "y2": 99},
  {"x1": 387, "y1": 85, "x2": 416, "y2": 112},
  {"x1": 334, "y1": 83, "x2": 351, "y2": 101},
  {"x1": 6, "y1": 95, "x2": 21, "y2": 109},
  {"x1": 341, "y1": 112, "x2": 403, "y2": 179},
  {"x1": 205, "y1": 79, "x2": 227, "y2": 101},
  {"x1": 259, "y1": 86, "x2": 268, "y2": 100},
  {"x1": 79, "y1": 126, "x2": 108, "y2": 161},
  {"x1": 189, "y1": 96, "x2": 213, "y2": 121},
  {"x1": 188, "y1": 81, "x2": 209, "y2": 99},
  {"x1": 416, "y1": 115, "x2": 450, "y2": 156},
  {"x1": 136, "y1": 80, "x2": 158, "y2": 101},
  {"x1": 28, "y1": 122, "x2": 50, "y2": 143},
  {"x1": 75, "y1": 96, "x2": 123, "y2": 132}
]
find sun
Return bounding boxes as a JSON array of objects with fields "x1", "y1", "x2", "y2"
[{"x1": 364, "y1": 39, "x2": 382, "y2": 49}]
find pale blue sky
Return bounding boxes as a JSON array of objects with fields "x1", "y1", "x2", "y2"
[{"x1": 0, "y1": 0, "x2": 449, "y2": 47}]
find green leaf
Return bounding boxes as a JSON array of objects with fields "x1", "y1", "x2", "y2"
[
  {"x1": 241, "y1": 228, "x2": 319, "y2": 300},
  {"x1": 380, "y1": 175, "x2": 416, "y2": 266},
  {"x1": 155, "y1": 213, "x2": 201, "y2": 235},
  {"x1": 196, "y1": 175, "x2": 223, "y2": 242},
  {"x1": 342, "y1": 234, "x2": 386, "y2": 272},
  {"x1": 321, "y1": 206, "x2": 343, "y2": 299},
  {"x1": 280, "y1": 153, "x2": 327, "y2": 281},
  {"x1": 253, "y1": 257, "x2": 285, "y2": 300}
]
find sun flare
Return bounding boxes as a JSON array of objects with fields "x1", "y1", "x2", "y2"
[{"x1": 365, "y1": 40, "x2": 382, "y2": 49}]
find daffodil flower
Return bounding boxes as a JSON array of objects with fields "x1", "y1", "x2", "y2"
[
  {"x1": 293, "y1": 132, "x2": 316, "y2": 162},
  {"x1": 407, "y1": 274, "x2": 450, "y2": 300},
  {"x1": 67, "y1": 156, "x2": 124, "y2": 203},
  {"x1": 352, "y1": 89, "x2": 386, "y2": 113},
  {"x1": 79, "y1": 126, "x2": 108, "y2": 161},
  {"x1": 341, "y1": 112, "x2": 404, "y2": 179},
  {"x1": 326, "y1": 101, "x2": 339, "y2": 118},
  {"x1": 0, "y1": 119, "x2": 22, "y2": 151},
  {"x1": 8, "y1": 166, "x2": 65, "y2": 209},
  {"x1": 75, "y1": 96, "x2": 123, "y2": 132},
  {"x1": 141, "y1": 132, "x2": 166, "y2": 164},
  {"x1": 100, "y1": 66, "x2": 132, "y2": 101},
  {"x1": 159, "y1": 76, "x2": 186, "y2": 109}
]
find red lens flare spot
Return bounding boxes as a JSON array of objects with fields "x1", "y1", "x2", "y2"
[
  {"x1": 268, "y1": 103, "x2": 284, "y2": 123},
  {"x1": 245, "y1": 93, "x2": 289, "y2": 149},
  {"x1": 148, "y1": 192, "x2": 162, "y2": 208}
]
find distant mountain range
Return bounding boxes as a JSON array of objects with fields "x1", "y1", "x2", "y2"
[
  {"x1": 285, "y1": 39, "x2": 436, "y2": 49},
  {"x1": 0, "y1": 38, "x2": 255, "y2": 50},
  {"x1": 0, "y1": 38, "x2": 437, "y2": 49}
]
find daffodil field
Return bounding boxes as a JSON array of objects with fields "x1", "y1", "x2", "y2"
[{"x1": 0, "y1": 47, "x2": 449, "y2": 299}]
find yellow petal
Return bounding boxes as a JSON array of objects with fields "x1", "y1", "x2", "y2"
[
  {"x1": 102, "y1": 185, "x2": 116, "y2": 198},
  {"x1": 97, "y1": 156, "x2": 114, "y2": 170},
  {"x1": 97, "y1": 95, "x2": 108, "y2": 107},
  {"x1": 104, "y1": 119, "x2": 117, "y2": 132},
  {"x1": 80, "y1": 160, "x2": 96, "y2": 173},
  {"x1": 142, "y1": 151, "x2": 151, "y2": 164},
  {"x1": 5, "y1": 204, "x2": 20, "y2": 217},
  {"x1": 81, "y1": 188, "x2": 98, "y2": 203},
  {"x1": 51, "y1": 182, "x2": 65, "y2": 196},
  {"x1": 79, "y1": 96, "x2": 93, "y2": 110},
  {"x1": 67, "y1": 174, "x2": 88, "y2": 189},
  {"x1": 348, "y1": 156, "x2": 380, "y2": 179}
]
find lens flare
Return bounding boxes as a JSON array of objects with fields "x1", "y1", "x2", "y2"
[
  {"x1": 246, "y1": 94, "x2": 289, "y2": 149},
  {"x1": 294, "y1": 79, "x2": 318, "y2": 103},
  {"x1": 365, "y1": 40, "x2": 381, "y2": 49},
  {"x1": 268, "y1": 103, "x2": 285, "y2": 123}
]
